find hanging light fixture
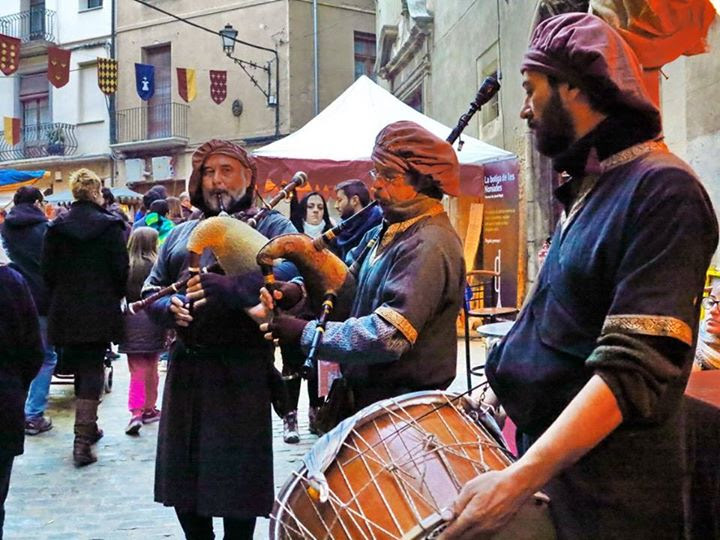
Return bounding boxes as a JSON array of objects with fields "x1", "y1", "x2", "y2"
[{"x1": 220, "y1": 23, "x2": 239, "y2": 55}]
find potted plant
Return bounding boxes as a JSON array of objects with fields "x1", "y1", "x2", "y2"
[{"x1": 46, "y1": 126, "x2": 65, "y2": 155}]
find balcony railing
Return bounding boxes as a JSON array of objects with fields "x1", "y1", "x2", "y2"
[
  {"x1": 115, "y1": 102, "x2": 189, "y2": 145},
  {"x1": 0, "y1": 123, "x2": 77, "y2": 162},
  {"x1": 0, "y1": 8, "x2": 57, "y2": 43}
]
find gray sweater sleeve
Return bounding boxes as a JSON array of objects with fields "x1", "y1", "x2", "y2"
[
  {"x1": 300, "y1": 313, "x2": 411, "y2": 365},
  {"x1": 586, "y1": 333, "x2": 687, "y2": 423}
]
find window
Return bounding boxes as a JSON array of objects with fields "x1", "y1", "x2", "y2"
[
  {"x1": 20, "y1": 72, "x2": 49, "y2": 137},
  {"x1": 143, "y1": 44, "x2": 171, "y2": 139},
  {"x1": 28, "y1": 0, "x2": 45, "y2": 41},
  {"x1": 404, "y1": 87, "x2": 423, "y2": 113},
  {"x1": 354, "y1": 31, "x2": 376, "y2": 81},
  {"x1": 79, "y1": 0, "x2": 102, "y2": 11}
]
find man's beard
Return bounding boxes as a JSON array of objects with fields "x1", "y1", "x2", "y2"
[
  {"x1": 372, "y1": 189, "x2": 391, "y2": 208},
  {"x1": 340, "y1": 206, "x2": 355, "y2": 220},
  {"x1": 532, "y1": 89, "x2": 575, "y2": 157},
  {"x1": 203, "y1": 189, "x2": 244, "y2": 214}
]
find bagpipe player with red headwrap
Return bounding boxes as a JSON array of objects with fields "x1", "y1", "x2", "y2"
[
  {"x1": 261, "y1": 120, "x2": 466, "y2": 426},
  {"x1": 141, "y1": 139, "x2": 303, "y2": 539}
]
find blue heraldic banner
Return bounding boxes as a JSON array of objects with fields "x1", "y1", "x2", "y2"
[{"x1": 135, "y1": 63, "x2": 155, "y2": 101}]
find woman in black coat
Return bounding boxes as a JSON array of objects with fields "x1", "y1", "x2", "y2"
[
  {"x1": 0, "y1": 265, "x2": 43, "y2": 536},
  {"x1": 284, "y1": 191, "x2": 334, "y2": 443},
  {"x1": 42, "y1": 168, "x2": 128, "y2": 466}
]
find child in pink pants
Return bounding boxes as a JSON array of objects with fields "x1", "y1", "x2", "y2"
[{"x1": 119, "y1": 227, "x2": 166, "y2": 435}]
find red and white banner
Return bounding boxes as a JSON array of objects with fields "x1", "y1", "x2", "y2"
[{"x1": 209, "y1": 70, "x2": 227, "y2": 104}]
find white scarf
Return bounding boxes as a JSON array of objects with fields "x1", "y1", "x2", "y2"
[
  {"x1": 303, "y1": 220, "x2": 325, "y2": 239},
  {"x1": 696, "y1": 320, "x2": 720, "y2": 369}
]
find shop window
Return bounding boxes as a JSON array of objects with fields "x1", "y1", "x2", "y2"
[{"x1": 354, "y1": 31, "x2": 376, "y2": 81}]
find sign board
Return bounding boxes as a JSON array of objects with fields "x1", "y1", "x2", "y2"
[{"x1": 482, "y1": 159, "x2": 520, "y2": 308}]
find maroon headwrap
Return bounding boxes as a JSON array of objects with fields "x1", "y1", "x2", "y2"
[
  {"x1": 371, "y1": 121, "x2": 460, "y2": 197},
  {"x1": 521, "y1": 13, "x2": 661, "y2": 136},
  {"x1": 187, "y1": 139, "x2": 257, "y2": 206}
]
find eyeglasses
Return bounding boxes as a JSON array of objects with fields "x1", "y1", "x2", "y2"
[
  {"x1": 701, "y1": 296, "x2": 719, "y2": 311},
  {"x1": 370, "y1": 169, "x2": 402, "y2": 184}
]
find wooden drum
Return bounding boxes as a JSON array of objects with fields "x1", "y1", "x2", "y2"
[{"x1": 270, "y1": 391, "x2": 556, "y2": 539}]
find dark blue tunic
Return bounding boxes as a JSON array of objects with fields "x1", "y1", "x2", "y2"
[{"x1": 486, "y1": 143, "x2": 718, "y2": 539}]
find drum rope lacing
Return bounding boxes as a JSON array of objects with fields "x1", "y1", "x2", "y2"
[{"x1": 270, "y1": 382, "x2": 511, "y2": 539}]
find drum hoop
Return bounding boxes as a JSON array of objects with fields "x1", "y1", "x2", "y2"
[{"x1": 270, "y1": 390, "x2": 510, "y2": 539}]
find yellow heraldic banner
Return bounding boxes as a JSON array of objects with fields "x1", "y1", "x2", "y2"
[
  {"x1": 177, "y1": 67, "x2": 197, "y2": 102},
  {"x1": 96, "y1": 57, "x2": 118, "y2": 95},
  {"x1": 3, "y1": 117, "x2": 21, "y2": 146}
]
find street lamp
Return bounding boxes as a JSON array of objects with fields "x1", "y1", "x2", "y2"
[
  {"x1": 218, "y1": 23, "x2": 280, "y2": 136},
  {"x1": 220, "y1": 24, "x2": 238, "y2": 55}
]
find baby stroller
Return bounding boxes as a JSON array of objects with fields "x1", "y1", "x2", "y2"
[{"x1": 52, "y1": 346, "x2": 115, "y2": 393}]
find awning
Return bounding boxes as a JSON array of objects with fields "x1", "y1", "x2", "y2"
[
  {"x1": 253, "y1": 76, "x2": 517, "y2": 198},
  {"x1": 0, "y1": 170, "x2": 49, "y2": 193}
]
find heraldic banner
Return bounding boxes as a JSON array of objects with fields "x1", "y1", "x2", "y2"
[
  {"x1": 97, "y1": 57, "x2": 118, "y2": 94},
  {"x1": 135, "y1": 63, "x2": 155, "y2": 101},
  {"x1": 3, "y1": 117, "x2": 21, "y2": 146},
  {"x1": 209, "y1": 70, "x2": 227, "y2": 104},
  {"x1": 0, "y1": 33, "x2": 20, "y2": 76},
  {"x1": 177, "y1": 67, "x2": 196, "y2": 103},
  {"x1": 48, "y1": 47, "x2": 71, "y2": 88}
]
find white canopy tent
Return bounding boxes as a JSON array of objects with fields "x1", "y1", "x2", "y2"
[{"x1": 253, "y1": 76, "x2": 515, "y2": 197}]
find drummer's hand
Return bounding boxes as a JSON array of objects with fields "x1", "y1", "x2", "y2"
[
  {"x1": 170, "y1": 295, "x2": 193, "y2": 327},
  {"x1": 474, "y1": 386, "x2": 506, "y2": 429},
  {"x1": 438, "y1": 468, "x2": 530, "y2": 539},
  {"x1": 260, "y1": 314, "x2": 308, "y2": 346}
]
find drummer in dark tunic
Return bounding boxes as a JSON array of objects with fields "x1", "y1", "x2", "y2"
[
  {"x1": 143, "y1": 140, "x2": 298, "y2": 539},
  {"x1": 262, "y1": 120, "x2": 465, "y2": 416},
  {"x1": 441, "y1": 13, "x2": 718, "y2": 540}
]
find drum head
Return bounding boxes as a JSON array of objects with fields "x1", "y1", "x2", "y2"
[{"x1": 270, "y1": 391, "x2": 556, "y2": 539}]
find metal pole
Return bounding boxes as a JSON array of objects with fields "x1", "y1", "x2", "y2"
[
  {"x1": 275, "y1": 49, "x2": 280, "y2": 136},
  {"x1": 312, "y1": 0, "x2": 319, "y2": 116},
  {"x1": 109, "y1": 0, "x2": 117, "y2": 185}
]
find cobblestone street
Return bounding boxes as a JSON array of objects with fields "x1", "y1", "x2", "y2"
[{"x1": 4, "y1": 340, "x2": 485, "y2": 539}]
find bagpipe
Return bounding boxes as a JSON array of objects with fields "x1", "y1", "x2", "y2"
[
  {"x1": 128, "y1": 75, "x2": 501, "y2": 381},
  {"x1": 257, "y1": 75, "x2": 502, "y2": 374},
  {"x1": 126, "y1": 171, "x2": 308, "y2": 315}
]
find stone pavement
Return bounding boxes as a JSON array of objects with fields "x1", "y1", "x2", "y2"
[{"x1": 4, "y1": 339, "x2": 487, "y2": 539}]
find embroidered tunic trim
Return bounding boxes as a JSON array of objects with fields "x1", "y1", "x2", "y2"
[
  {"x1": 376, "y1": 305, "x2": 418, "y2": 344},
  {"x1": 599, "y1": 140, "x2": 668, "y2": 173},
  {"x1": 378, "y1": 205, "x2": 445, "y2": 252},
  {"x1": 559, "y1": 140, "x2": 669, "y2": 234},
  {"x1": 602, "y1": 314, "x2": 693, "y2": 346}
]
